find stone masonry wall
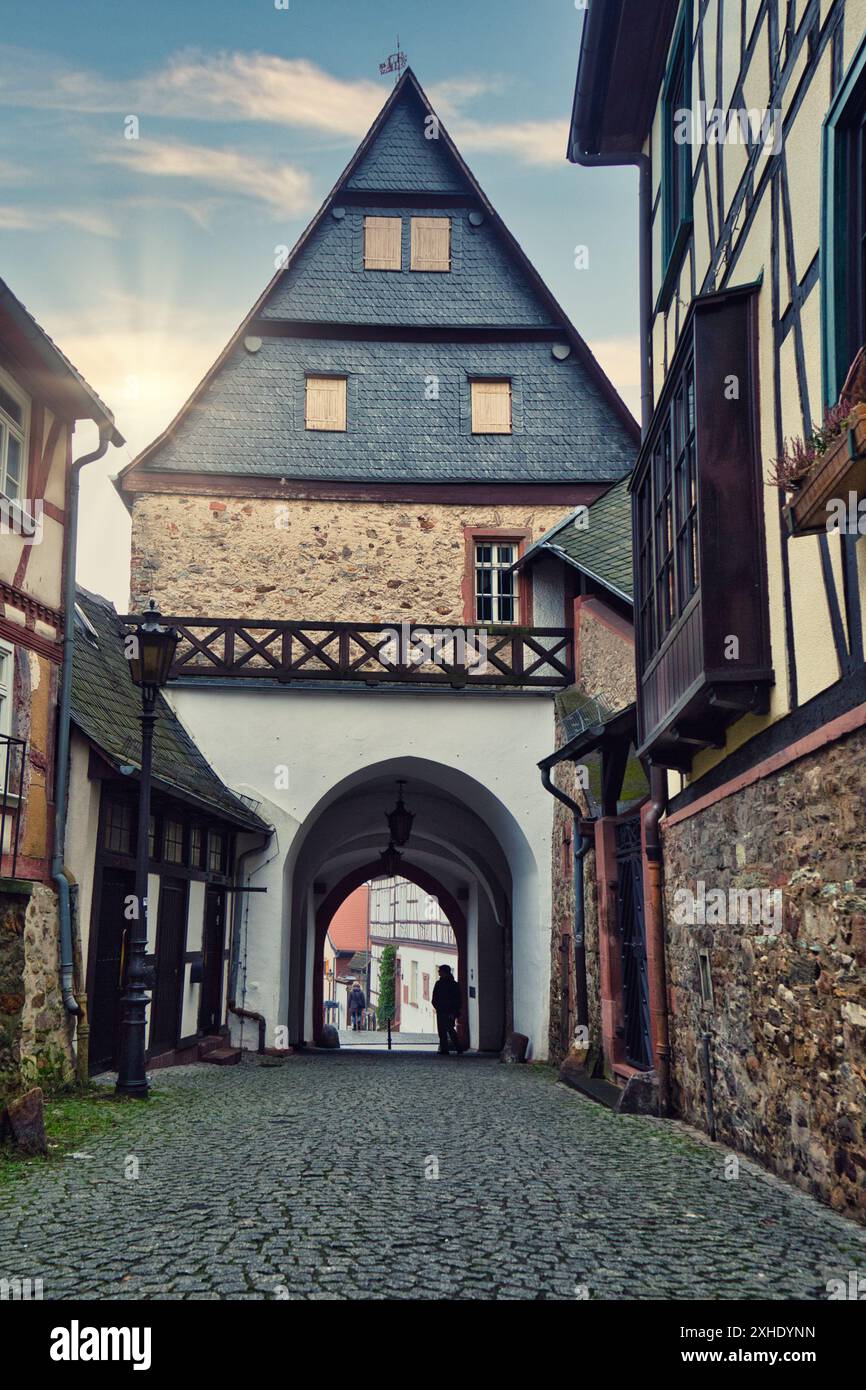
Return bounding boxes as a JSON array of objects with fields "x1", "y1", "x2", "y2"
[
  {"x1": 20, "y1": 883, "x2": 72, "y2": 1078},
  {"x1": 662, "y1": 724, "x2": 866, "y2": 1221},
  {"x1": 131, "y1": 494, "x2": 574, "y2": 621},
  {"x1": 0, "y1": 890, "x2": 26, "y2": 1092},
  {"x1": 548, "y1": 745, "x2": 602, "y2": 1066},
  {"x1": 577, "y1": 600, "x2": 636, "y2": 709},
  {"x1": 548, "y1": 604, "x2": 635, "y2": 1061}
]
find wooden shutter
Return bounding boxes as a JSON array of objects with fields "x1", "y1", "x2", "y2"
[
  {"x1": 305, "y1": 376, "x2": 347, "y2": 431},
  {"x1": 471, "y1": 380, "x2": 512, "y2": 434},
  {"x1": 410, "y1": 217, "x2": 451, "y2": 271},
  {"x1": 364, "y1": 216, "x2": 402, "y2": 270}
]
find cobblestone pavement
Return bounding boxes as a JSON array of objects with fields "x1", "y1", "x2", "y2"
[{"x1": 2, "y1": 1054, "x2": 865, "y2": 1300}]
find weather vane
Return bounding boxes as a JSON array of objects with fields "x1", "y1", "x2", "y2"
[{"x1": 379, "y1": 35, "x2": 407, "y2": 83}]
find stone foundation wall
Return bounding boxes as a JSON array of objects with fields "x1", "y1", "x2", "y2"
[
  {"x1": 130, "y1": 494, "x2": 572, "y2": 622},
  {"x1": 662, "y1": 725, "x2": 866, "y2": 1221},
  {"x1": 0, "y1": 882, "x2": 72, "y2": 1094},
  {"x1": 548, "y1": 731, "x2": 601, "y2": 1064},
  {"x1": 0, "y1": 889, "x2": 27, "y2": 1092},
  {"x1": 20, "y1": 883, "x2": 72, "y2": 1076}
]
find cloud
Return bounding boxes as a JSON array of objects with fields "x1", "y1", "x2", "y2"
[
  {"x1": 0, "y1": 45, "x2": 384, "y2": 136},
  {"x1": 0, "y1": 204, "x2": 117, "y2": 236},
  {"x1": 0, "y1": 46, "x2": 563, "y2": 166},
  {"x1": 454, "y1": 118, "x2": 569, "y2": 166},
  {"x1": 98, "y1": 139, "x2": 314, "y2": 218}
]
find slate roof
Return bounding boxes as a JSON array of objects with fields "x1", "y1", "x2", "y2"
[
  {"x1": 71, "y1": 587, "x2": 270, "y2": 832},
  {"x1": 516, "y1": 476, "x2": 634, "y2": 602},
  {"x1": 117, "y1": 68, "x2": 637, "y2": 497}
]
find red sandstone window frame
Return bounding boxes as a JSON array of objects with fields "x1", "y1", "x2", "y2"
[{"x1": 461, "y1": 526, "x2": 532, "y2": 625}]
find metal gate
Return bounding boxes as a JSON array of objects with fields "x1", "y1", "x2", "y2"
[{"x1": 614, "y1": 816, "x2": 652, "y2": 1070}]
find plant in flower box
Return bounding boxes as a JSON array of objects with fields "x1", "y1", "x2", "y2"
[{"x1": 769, "y1": 348, "x2": 866, "y2": 536}]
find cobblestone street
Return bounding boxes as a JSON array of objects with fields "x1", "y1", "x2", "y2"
[{"x1": 3, "y1": 1055, "x2": 865, "y2": 1301}]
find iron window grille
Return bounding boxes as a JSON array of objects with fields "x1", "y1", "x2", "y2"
[
  {"x1": 474, "y1": 541, "x2": 518, "y2": 623},
  {"x1": 0, "y1": 733, "x2": 27, "y2": 880}
]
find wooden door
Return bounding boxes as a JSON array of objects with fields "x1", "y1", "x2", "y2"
[
  {"x1": 150, "y1": 878, "x2": 187, "y2": 1054},
  {"x1": 90, "y1": 868, "x2": 135, "y2": 1071},
  {"x1": 198, "y1": 887, "x2": 226, "y2": 1036}
]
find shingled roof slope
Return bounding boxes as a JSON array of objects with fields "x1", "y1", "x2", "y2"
[
  {"x1": 71, "y1": 587, "x2": 269, "y2": 832},
  {"x1": 517, "y1": 476, "x2": 633, "y2": 602}
]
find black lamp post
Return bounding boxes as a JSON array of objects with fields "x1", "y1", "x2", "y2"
[{"x1": 116, "y1": 601, "x2": 179, "y2": 1099}]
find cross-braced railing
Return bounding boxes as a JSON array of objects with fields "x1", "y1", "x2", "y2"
[{"x1": 124, "y1": 618, "x2": 575, "y2": 689}]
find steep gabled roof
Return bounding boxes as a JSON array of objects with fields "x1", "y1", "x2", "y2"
[
  {"x1": 72, "y1": 587, "x2": 270, "y2": 832},
  {"x1": 327, "y1": 886, "x2": 370, "y2": 953},
  {"x1": 0, "y1": 277, "x2": 123, "y2": 444},
  {"x1": 116, "y1": 67, "x2": 637, "y2": 499},
  {"x1": 515, "y1": 476, "x2": 633, "y2": 603}
]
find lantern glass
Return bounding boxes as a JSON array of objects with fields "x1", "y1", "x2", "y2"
[
  {"x1": 127, "y1": 605, "x2": 179, "y2": 690},
  {"x1": 385, "y1": 782, "x2": 414, "y2": 847}
]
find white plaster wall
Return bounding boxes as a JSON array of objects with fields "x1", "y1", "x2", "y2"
[
  {"x1": 168, "y1": 686, "x2": 556, "y2": 1056},
  {"x1": 65, "y1": 731, "x2": 102, "y2": 978}
]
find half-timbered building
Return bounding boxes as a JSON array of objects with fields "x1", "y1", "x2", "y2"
[
  {"x1": 572, "y1": 0, "x2": 866, "y2": 1218},
  {"x1": 117, "y1": 69, "x2": 638, "y2": 1061},
  {"x1": 0, "y1": 278, "x2": 122, "y2": 1089}
]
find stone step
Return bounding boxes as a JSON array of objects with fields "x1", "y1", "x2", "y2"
[{"x1": 200, "y1": 1047, "x2": 242, "y2": 1066}]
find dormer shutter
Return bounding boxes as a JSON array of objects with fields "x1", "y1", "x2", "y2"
[
  {"x1": 410, "y1": 217, "x2": 451, "y2": 271},
  {"x1": 364, "y1": 216, "x2": 402, "y2": 270},
  {"x1": 305, "y1": 376, "x2": 348, "y2": 431}
]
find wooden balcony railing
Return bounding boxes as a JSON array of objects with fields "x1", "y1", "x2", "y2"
[{"x1": 135, "y1": 618, "x2": 574, "y2": 689}]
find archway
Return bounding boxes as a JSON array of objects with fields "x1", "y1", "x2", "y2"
[
  {"x1": 314, "y1": 860, "x2": 469, "y2": 1050},
  {"x1": 279, "y1": 755, "x2": 544, "y2": 1055}
]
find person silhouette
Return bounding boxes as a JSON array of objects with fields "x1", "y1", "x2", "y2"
[
  {"x1": 431, "y1": 964, "x2": 464, "y2": 1055},
  {"x1": 347, "y1": 980, "x2": 366, "y2": 1031}
]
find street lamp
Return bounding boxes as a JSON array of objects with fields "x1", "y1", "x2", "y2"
[
  {"x1": 116, "y1": 600, "x2": 179, "y2": 1099},
  {"x1": 385, "y1": 780, "x2": 414, "y2": 847}
]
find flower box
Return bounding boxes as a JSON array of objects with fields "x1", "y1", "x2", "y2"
[{"x1": 784, "y1": 402, "x2": 866, "y2": 537}]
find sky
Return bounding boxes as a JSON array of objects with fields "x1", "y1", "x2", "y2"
[{"x1": 0, "y1": 0, "x2": 640, "y2": 608}]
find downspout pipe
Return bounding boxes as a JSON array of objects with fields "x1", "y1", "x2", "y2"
[
  {"x1": 227, "y1": 827, "x2": 275, "y2": 1052},
  {"x1": 52, "y1": 423, "x2": 115, "y2": 1016},
  {"x1": 644, "y1": 764, "x2": 672, "y2": 1116},
  {"x1": 540, "y1": 767, "x2": 593, "y2": 1037}
]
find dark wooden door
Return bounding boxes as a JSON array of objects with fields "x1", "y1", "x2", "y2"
[
  {"x1": 150, "y1": 878, "x2": 187, "y2": 1054},
  {"x1": 615, "y1": 816, "x2": 653, "y2": 1070},
  {"x1": 90, "y1": 868, "x2": 135, "y2": 1071},
  {"x1": 199, "y1": 887, "x2": 226, "y2": 1036}
]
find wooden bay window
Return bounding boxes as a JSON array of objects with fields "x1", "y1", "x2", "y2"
[{"x1": 631, "y1": 286, "x2": 773, "y2": 768}]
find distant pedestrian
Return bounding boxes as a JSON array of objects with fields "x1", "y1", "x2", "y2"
[
  {"x1": 431, "y1": 964, "x2": 464, "y2": 1055},
  {"x1": 347, "y1": 981, "x2": 366, "y2": 1031}
]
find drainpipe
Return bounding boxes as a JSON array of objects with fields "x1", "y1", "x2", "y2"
[
  {"x1": 227, "y1": 827, "x2": 275, "y2": 1053},
  {"x1": 52, "y1": 423, "x2": 115, "y2": 1019},
  {"x1": 644, "y1": 765, "x2": 672, "y2": 1116},
  {"x1": 540, "y1": 767, "x2": 593, "y2": 1042}
]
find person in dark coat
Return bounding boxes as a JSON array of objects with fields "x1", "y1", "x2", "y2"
[
  {"x1": 431, "y1": 964, "x2": 464, "y2": 1055},
  {"x1": 347, "y1": 981, "x2": 366, "y2": 1030}
]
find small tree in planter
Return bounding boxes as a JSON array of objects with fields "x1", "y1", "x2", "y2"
[
  {"x1": 376, "y1": 944, "x2": 397, "y2": 1028},
  {"x1": 769, "y1": 348, "x2": 866, "y2": 536}
]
